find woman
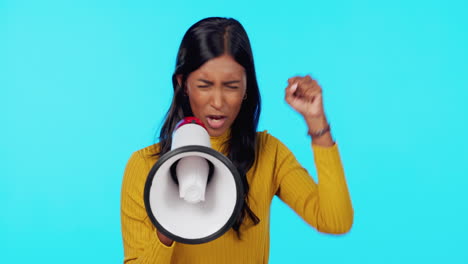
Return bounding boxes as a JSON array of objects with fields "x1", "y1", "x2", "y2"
[{"x1": 121, "y1": 17, "x2": 353, "y2": 263}]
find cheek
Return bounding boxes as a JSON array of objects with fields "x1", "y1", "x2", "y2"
[
  {"x1": 186, "y1": 84, "x2": 203, "y2": 103},
  {"x1": 189, "y1": 96, "x2": 203, "y2": 112},
  {"x1": 229, "y1": 88, "x2": 246, "y2": 111},
  {"x1": 228, "y1": 95, "x2": 245, "y2": 113}
]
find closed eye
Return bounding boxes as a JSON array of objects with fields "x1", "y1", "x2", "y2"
[
  {"x1": 224, "y1": 80, "x2": 240, "y2": 89},
  {"x1": 196, "y1": 79, "x2": 212, "y2": 89},
  {"x1": 196, "y1": 79, "x2": 241, "y2": 89}
]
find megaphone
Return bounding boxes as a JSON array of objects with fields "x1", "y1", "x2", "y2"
[{"x1": 144, "y1": 117, "x2": 244, "y2": 244}]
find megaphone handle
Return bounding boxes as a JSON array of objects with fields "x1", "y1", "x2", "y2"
[{"x1": 169, "y1": 158, "x2": 215, "y2": 185}]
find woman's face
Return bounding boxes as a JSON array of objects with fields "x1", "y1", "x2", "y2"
[{"x1": 184, "y1": 54, "x2": 247, "y2": 137}]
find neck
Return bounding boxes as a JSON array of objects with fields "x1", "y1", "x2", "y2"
[{"x1": 209, "y1": 129, "x2": 231, "y2": 154}]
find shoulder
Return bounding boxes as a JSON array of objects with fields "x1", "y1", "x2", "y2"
[
  {"x1": 135, "y1": 143, "x2": 160, "y2": 158},
  {"x1": 126, "y1": 143, "x2": 161, "y2": 168},
  {"x1": 123, "y1": 143, "x2": 161, "y2": 184},
  {"x1": 255, "y1": 130, "x2": 296, "y2": 160},
  {"x1": 256, "y1": 130, "x2": 286, "y2": 149},
  {"x1": 255, "y1": 130, "x2": 292, "y2": 159}
]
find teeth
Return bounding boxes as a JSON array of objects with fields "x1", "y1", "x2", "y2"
[{"x1": 206, "y1": 116, "x2": 226, "y2": 129}]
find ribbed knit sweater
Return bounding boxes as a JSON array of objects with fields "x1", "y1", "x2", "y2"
[{"x1": 121, "y1": 130, "x2": 353, "y2": 263}]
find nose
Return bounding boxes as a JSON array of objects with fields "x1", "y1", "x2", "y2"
[{"x1": 209, "y1": 87, "x2": 224, "y2": 110}]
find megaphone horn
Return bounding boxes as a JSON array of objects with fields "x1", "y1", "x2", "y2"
[{"x1": 144, "y1": 117, "x2": 244, "y2": 244}]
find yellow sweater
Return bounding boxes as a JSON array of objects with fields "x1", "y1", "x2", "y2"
[{"x1": 121, "y1": 130, "x2": 353, "y2": 263}]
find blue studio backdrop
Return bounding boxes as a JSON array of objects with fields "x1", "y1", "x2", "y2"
[{"x1": 2, "y1": 0, "x2": 467, "y2": 263}]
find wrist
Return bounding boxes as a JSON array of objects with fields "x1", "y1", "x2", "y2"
[
  {"x1": 304, "y1": 115, "x2": 334, "y2": 146},
  {"x1": 304, "y1": 115, "x2": 328, "y2": 131},
  {"x1": 308, "y1": 123, "x2": 331, "y2": 138}
]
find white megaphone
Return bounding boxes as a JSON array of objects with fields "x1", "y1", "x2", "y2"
[{"x1": 144, "y1": 117, "x2": 244, "y2": 244}]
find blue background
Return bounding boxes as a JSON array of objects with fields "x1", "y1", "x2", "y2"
[{"x1": 2, "y1": 0, "x2": 467, "y2": 263}]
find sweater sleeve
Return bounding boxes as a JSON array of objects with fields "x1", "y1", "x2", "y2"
[
  {"x1": 273, "y1": 137, "x2": 354, "y2": 234},
  {"x1": 121, "y1": 151, "x2": 176, "y2": 263}
]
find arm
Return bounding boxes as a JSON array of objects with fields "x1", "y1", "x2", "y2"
[
  {"x1": 274, "y1": 137, "x2": 353, "y2": 234},
  {"x1": 121, "y1": 151, "x2": 175, "y2": 263},
  {"x1": 275, "y1": 75, "x2": 353, "y2": 233}
]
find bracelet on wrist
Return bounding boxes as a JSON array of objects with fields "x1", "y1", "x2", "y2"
[{"x1": 307, "y1": 124, "x2": 331, "y2": 138}]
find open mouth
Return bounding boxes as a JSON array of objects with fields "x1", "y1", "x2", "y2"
[{"x1": 206, "y1": 115, "x2": 227, "y2": 129}]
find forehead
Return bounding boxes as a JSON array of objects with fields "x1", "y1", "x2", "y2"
[{"x1": 191, "y1": 55, "x2": 245, "y2": 79}]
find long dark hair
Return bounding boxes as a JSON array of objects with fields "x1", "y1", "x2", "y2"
[{"x1": 157, "y1": 17, "x2": 261, "y2": 238}]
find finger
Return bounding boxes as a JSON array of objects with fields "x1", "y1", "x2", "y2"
[
  {"x1": 293, "y1": 80, "x2": 313, "y2": 99},
  {"x1": 287, "y1": 76, "x2": 302, "y2": 86},
  {"x1": 285, "y1": 95, "x2": 303, "y2": 112},
  {"x1": 285, "y1": 83, "x2": 301, "y2": 107},
  {"x1": 287, "y1": 76, "x2": 322, "y2": 101},
  {"x1": 297, "y1": 79, "x2": 321, "y2": 101},
  {"x1": 310, "y1": 93, "x2": 324, "y2": 116},
  {"x1": 290, "y1": 75, "x2": 312, "y2": 85},
  {"x1": 304, "y1": 85, "x2": 322, "y2": 101},
  {"x1": 285, "y1": 82, "x2": 298, "y2": 100}
]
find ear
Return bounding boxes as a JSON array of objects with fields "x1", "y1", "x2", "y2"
[
  {"x1": 176, "y1": 74, "x2": 188, "y2": 95},
  {"x1": 176, "y1": 74, "x2": 183, "y2": 88}
]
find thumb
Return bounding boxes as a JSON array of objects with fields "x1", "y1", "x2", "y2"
[
  {"x1": 285, "y1": 82, "x2": 298, "y2": 103},
  {"x1": 285, "y1": 83, "x2": 303, "y2": 110}
]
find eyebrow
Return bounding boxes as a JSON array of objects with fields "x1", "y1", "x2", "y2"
[{"x1": 197, "y1": 79, "x2": 241, "y2": 85}]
